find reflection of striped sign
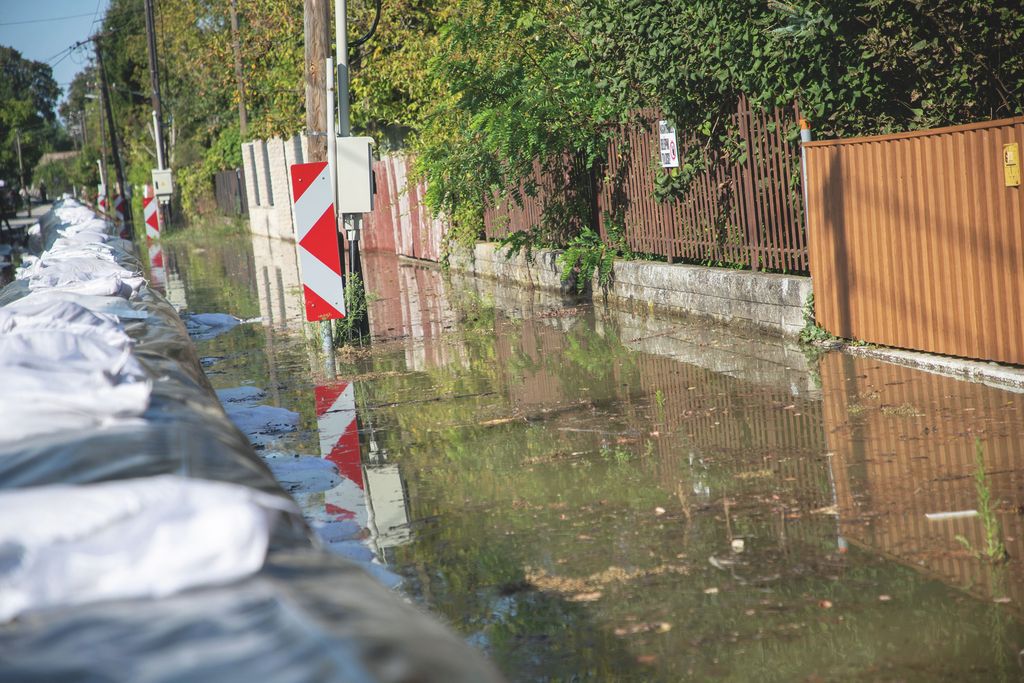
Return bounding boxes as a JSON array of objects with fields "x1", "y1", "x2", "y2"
[
  {"x1": 315, "y1": 382, "x2": 365, "y2": 524},
  {"x1": 290, "y1": 161, "x2": 346, "y2": 321},
  {"x1": 113, "y1": 195, "x2": 126, "y2": 223},
  {"x1": 143, "y1": 196, "x2": 160, "y2": 240},
  {"x1": 148, "y1": 241, "x2": 165, "y2": 291}
]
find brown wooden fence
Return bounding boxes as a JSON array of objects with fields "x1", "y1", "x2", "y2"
[
  {"x1": 483, "y1": 98, "x2": 808, "y2": 272},
  {"x1": 805, "y1": 116, "x2": 1024, "y2": 365},
  {"x1": 214, "y1": 168, "x2": 248, "y2": 216}
]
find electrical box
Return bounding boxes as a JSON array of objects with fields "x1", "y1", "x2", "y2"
[
  {"x1": 152, "y1": 169, "x2": 173, "y2": 198},
  {"x1": 1005, "y1": 142, "x2": 1021, "y2": 187},
  {"x1": 335, "y1": 136, "x2": 374, "y2": 213}
]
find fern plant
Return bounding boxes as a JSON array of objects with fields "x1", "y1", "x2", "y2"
[{"x1": 556, "y1": 227, "x2": 614, "y2": 293}]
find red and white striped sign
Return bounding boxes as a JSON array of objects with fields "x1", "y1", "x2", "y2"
[
  {"x1": 315, "y1": 382, "x2": 366, "y2": 524},
  {"x1": 290, "y1": 161, "x2": 346, "y2": 321},
  {"x1": 143, "y1": 195, "x2": 160, "y2": 240}
]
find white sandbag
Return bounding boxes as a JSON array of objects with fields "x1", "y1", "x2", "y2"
[
  {"x1": 0, "y1": 475, "x2": 299, "y2": 622},
  {"x1": 10, "y1": 289, "x2": 149, "y2": 320},
  {"x1": 185, "y1": 312, "x2": 242, "y2": 340},
  {"x1": 54, "y1": 204, "x2": 101, "y2": 226},
  {"x1": 0, "y1": 300, "x2": 152, "y2": 443}
]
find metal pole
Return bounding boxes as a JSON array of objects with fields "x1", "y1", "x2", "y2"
[
  {"x1": 335, "y1": 0, "x2": 350, "y2": 138},
  {"x1": 326, "y1": 57, "x2": 338, "y2": 207},
  {"x1": 799, "y1": 117, "x2": 812, "y2": 232},
  {"x1": 152, "y1": 110, "x2": 165, "y2": 170},
  {"x1": 334, "y1": 0, "x2": 369, "y2": 339},
  {"x1": 321, "y1": 318, "x2": 336, "y2": 377}
]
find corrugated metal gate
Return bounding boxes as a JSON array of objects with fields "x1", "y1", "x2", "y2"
[
  {"x1": 805, "y1": 116, "x2": 1024, "y2": 365},
  {"x1": 362, "y1": 154, "x2": 445, "y2": 262}
]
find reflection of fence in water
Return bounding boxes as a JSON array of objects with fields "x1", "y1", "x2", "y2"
[
  {"x1": 489, "y1": 315, "x2": 833, "y2": 516},
  {"x1": 820, "y1": 353, "x2": 1024, "y2": 605},
  {"x1": 362, "y1": 251, "x2": 464, "y2": 372},
  {"x1": 632, "y1": 351, "x2": 830, "y2": 512}
]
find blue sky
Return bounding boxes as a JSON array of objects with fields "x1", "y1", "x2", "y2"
[{"x1": 0, "y1": 0, "x2": 112, "y2": 101}]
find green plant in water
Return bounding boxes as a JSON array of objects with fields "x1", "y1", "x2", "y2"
[
  {"x1": 654, "y1": 389, "x2": 666, "y2": 409},
  {"x1": 557, "y1": 227, "x2": 614, "y2": 293},
  {"x1": 600, "y1": 445, "x2": 632, "y2": 465},
  {"x1": 956, "y1": 438, "x2": 1008, "y2": 563},
  {"x1": 654, "y1": 388, "x2": 667, "y2": 423},
  {"x1": 798, "y1": 293, "x2": 836, "y2": 344},
  {"x1": 332, "y1": 272, "x2": 368, "y2": 346}
]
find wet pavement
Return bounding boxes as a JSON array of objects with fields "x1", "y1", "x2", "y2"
[{"x1": 154, "y1": 223, "x2": 1024, "y2": 681}]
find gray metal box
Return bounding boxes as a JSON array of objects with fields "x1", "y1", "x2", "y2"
[
  {"x1": 335, "y1": 136, "x2": 374, "y2": 213},
  {"x1": 152, "y1": 169, "x2": 173, "y2": 197}
]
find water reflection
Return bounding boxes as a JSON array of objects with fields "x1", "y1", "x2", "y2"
[
  {"x1": 166, "y1": 229, "x2": 1024, "y2": 680},
  {"x1": 821, "y1": 352, "x2": 1024, "y2": 609}
]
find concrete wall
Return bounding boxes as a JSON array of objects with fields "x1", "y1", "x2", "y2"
[
  {"x1": 451, "y1": 242, "x2": 812, "y2": 338},
  {"x1": 241, "y1": 134, "x2": 308, "y2": 241}
]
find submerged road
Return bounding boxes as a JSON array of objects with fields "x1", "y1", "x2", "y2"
[{"x1": 159, "y1": 221, "x2": 1024, "y2": 681}]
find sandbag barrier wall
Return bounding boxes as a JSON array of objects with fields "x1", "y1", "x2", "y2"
[{"x1": 0, "y1": 201, "x2": 501, "y2": 683}]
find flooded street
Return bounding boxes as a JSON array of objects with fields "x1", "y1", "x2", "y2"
[{"x1": 156, "y1": 224, "x2": 1024, "y2": 681}]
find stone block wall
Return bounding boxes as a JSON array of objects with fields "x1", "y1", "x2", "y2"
[
  {"x1": 241, "y1": 134, "x2": 308, "y2": 241},
  {"x1": 451, "y1": 242, "x2": 812, "y2": 338}
]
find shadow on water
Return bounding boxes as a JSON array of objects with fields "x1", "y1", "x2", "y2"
[{"x1": 163, "y1": 228, "x2": 1024, "y2": 682}]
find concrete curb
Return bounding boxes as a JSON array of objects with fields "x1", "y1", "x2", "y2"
[{"x1": 828, "y1": 341, "x2": 1024, "y2": 392}]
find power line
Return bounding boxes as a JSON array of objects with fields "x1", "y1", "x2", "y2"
[{"x1": 0, "y1": 11, "x2": 97, "y2": 26}]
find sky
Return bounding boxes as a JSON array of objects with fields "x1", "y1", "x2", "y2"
[{"x1": 0, "y1": 0, "x2": 112, "y2": 103}]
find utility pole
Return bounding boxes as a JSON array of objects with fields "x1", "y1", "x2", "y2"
[
  {"x1": 14, "y1": 130, "x2": 24, "y2": 191},
  {"x1": 304, "y1": 0, "x2": 330, "y2": 162},
  {"x1": 95, "y1": 38, "x2": 134, "y2": 237},
  {"x1": 305, "y1": 0, "x2": 334, "y2": 363},
  {"x1": 229, "y1": 0, "x2": 248, "y2": 138},
  {"x1": 144, "y1": 0, "x2": 170, "y2": 230},
  {"x1": 143, "y1": 0, "x2": 165, "y2": 167}
]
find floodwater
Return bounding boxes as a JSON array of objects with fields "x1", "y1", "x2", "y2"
[{"x1": 154, "y1": 224, "x2": 1024, "y2": 681}]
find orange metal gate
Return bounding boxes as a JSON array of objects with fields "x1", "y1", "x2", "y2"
[{"x1": 804, "y1": 116, "x2": 1024, "y2": 365}]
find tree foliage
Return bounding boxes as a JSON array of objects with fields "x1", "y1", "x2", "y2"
[
  {"x1": 0, "y1": 46, "x2": 60, "y2": 185},
  {"x1": 60, "y1": 0, "x2": 1022, "y2": 226},
  {"x1": 410, "y1": 0, "x2": 1024, "y2": 244}
]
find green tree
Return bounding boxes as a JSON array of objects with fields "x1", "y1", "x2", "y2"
[{"x1": 0, "y1": 46, "x2": 60, "y2": 186}]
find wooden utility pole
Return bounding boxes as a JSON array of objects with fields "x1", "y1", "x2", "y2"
[
  {"x1": 229, "y1": 0, "x2": 248, "y2": 138},
  {"x1": 143, "y1": 0, "x2": 166, "y2": 168},
  {"x1": 14, "y1": 130, "x2": 24, "y2": 191},
  {"x1": 304, "y1": 0, "x2": 330, "y2": 162},
  {"x1": 95, "y1": 39, "x2": 133, "y2": 236}
]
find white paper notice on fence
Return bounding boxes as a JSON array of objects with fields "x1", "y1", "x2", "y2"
[{"x1": 659, "y1": 120, "x2": 679, "y2": 168}]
